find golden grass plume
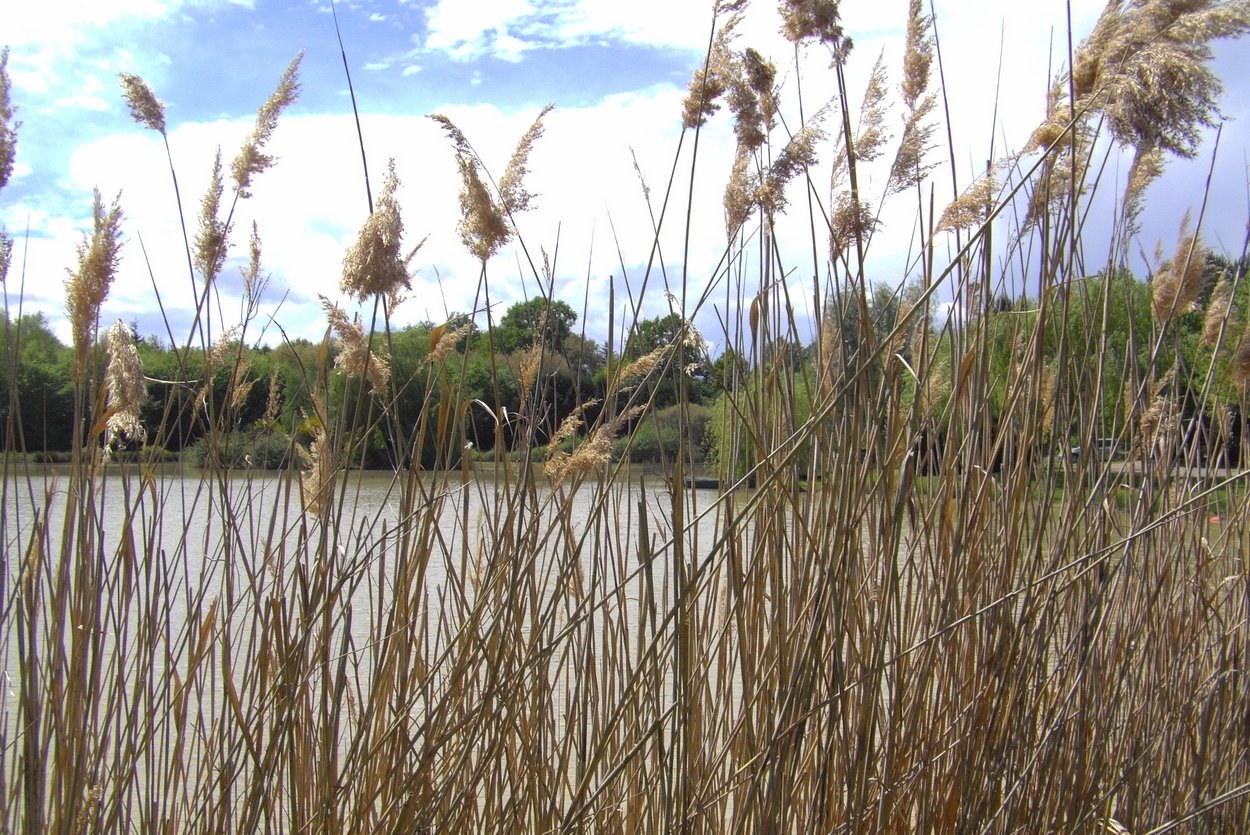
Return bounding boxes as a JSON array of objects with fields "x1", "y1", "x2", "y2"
[
  {"x1": 104, "y1": 320, "x2": 147, "y2": 449},
  {"x1": 342, "y1": 159, "x2": 411, "y2": 301},
  {"x1": 231, "y1": 52, "x2": 302, "y2": 197},
  {"x1": 65, "y1": 190, "x2": 124, "y2": 369}
]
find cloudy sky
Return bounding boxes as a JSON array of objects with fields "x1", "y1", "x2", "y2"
[{"x1": 2, "y1": 0, "x2": 1247, "y2": 354}]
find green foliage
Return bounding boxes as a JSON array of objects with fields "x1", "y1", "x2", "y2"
[
  {"x1": 493, "y1": 296, "x2": 578, "y2": 354},
  {"x1": 1, "y1": 312, "x2": 75, "y2": 451}
]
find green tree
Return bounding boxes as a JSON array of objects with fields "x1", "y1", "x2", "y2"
[
  {"x1": 1, "y1": 312, "x2": 75, "y2": 452},
  {"x1": 493, "y1": 297, "x2": 577, "y2": 354}
]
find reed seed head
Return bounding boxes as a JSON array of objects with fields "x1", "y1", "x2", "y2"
[
  {"x1": 298, "y1": 419, "x2": 337, "y2": 516},
  {"x1": 829, "y1": 193, "x2": 879, "y2": 257},
  {"x1": 1122, "y1": 144, "x2": 1165, "y2": 236},
  {"x1": 430, "y1": 114, "x2": 512, "y2": 263},
  {"x1": 682, "y1": 26, "x2": 734, "y2": 130},
  {"x1": 1151, "y1": 218, "x2": 1207, "y2": 322},
  {"x1": 104, "y1": 320, "x2": 147, "y2": 448},
  {"x1": 756, "y1": 115, "x2": 824, "y2": 216},
  {"x1": 240, "y1": 221, "x2": 267, "y2": 306},
  {"x1": 1200, "y1": 273, "x2": 1231, "y2": 347},
  {"x1": 779, "y1": 0, "x2": 852, "y2": 55},
  {"x1": 499, "y1": 104, "x2": 553, "y2": 215},
  {"x1": 342, "y1": 159, "x2": 411, "y2": 301},
  {"x1": 427, "y1": 321, "x2": 473, "y2": 365},
  {"x1": 322, "y1": 297, "x2": 390, "y2": 397},
  {"x1": 620, "y1": 344, "x2": 670, "y2": 381},
  {"x1": 937, "y1": 173, "x2": 996, "y2": 232},
  {"x1": 118, "y1": 72, "x2": 166, "y2": 135},
  {"x1": 1232, "y1": 322, "x2": 1250, "y2": 387},
  {"x1": 66, "y1": 189, "x2": 124, "y2": 369},
  {"x1": 0, "y1": 232, "x2": 11, "y2": 286},
  {"x1": 231, "y1": 51, "x2": 302, "y2": 198},
  {"x1": 724, "y1": 144, "x2": 755, "y2": 237},
  {"x1": 194, "y1": 150, "x2": 229, "y2": 283},
  {"x1": 263, "y1": 365, "x2": 281, "y2": 423}
]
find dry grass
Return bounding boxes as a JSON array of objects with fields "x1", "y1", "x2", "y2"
[{"x1": 3, "y1": 3, "x2": 1250, "y2": 833}]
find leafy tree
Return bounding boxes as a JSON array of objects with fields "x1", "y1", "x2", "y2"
[
  {"x1": 493, "y1": 297, "x2": 577, "y2": 354},
  {"x1": 1, "y1": 312, "x2": 75, "y2": 451}
]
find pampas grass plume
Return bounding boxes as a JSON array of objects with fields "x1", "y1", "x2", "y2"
[{"x1": 66, "y1": 190, "x2": 124, "y2": 369}]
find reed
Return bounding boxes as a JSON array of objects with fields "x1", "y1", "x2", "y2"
[{"x1": 3, "y1": 1, "x2": 1250, "y2": 832}]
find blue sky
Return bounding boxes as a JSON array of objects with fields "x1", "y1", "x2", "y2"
[{"x1": 2, "y1": 0, "x2": 1248, "y2": 353}]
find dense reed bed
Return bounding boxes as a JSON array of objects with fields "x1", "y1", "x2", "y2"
[{"x1": 3, "y1": 1, "x2": 1250, "y2": 831}]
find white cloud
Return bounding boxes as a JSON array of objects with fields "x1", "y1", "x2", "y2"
[
  {"x1": 423, "y1": 0, "x2": 537, "y2": 61},
  {"x1": 7, "y1": 0, "x2": 1246, "y2": 353}
]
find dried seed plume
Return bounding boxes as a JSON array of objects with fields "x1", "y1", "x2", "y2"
[
  {"x1": 66, "y1": 190, "x2": 124, "y2": 370},
  {"x1": 118, "y1": 72, "x2": 166, "y2": 135},
  {"x1": 104, "y1": 320, "x2": 147, "y2": 449},
  {"x1": 342, "y1": 159, "x2": 411, "y2": 301},
  {"x1": 231, "y1": 52, "x2": 303, "y2": 198}
]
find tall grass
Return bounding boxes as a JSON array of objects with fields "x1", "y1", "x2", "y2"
[{"x1": 4, "y1": 1, "x2": 1250, "y2": 831}]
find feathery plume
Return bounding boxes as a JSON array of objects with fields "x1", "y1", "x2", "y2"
[
  {"x1": 620, "y1": 344, "x2": 670, "y2": 381},
  {"x1": 430, "y1": 112, "x2": 543, "y2": 263},
  {"x1": 65, "y1": 190, "x2": 124, "y2": 370},
  {"x1": 889, "y1": 0, "x2": 938, "y2": 194},
  {"x1": 937, "y1": 173, "x2": 996, "y2": 232},
  {"x1": 427, "y1": 321, "x2": 473, "y2": 365},
  {"x1": 1232, "y1": 323, "x2": 1250, "y2": 387},
  {"x1": 853, "y1": 52, "x2": 891, "y2": 164},
  {"x1": 499, "y1": 104, "x2": 554, "y2": 214},
  {"x1": 228, "y1": 357, "x2": 257, "y2": 413},
  {"x1": 118, "y1": 73, "x2": 166, "y2": 135},
  {"x1": 548, "y1": 398, "x2": 601, "y2": 449},
  {"x1": 1122, "y1": 144, "x2": 1165, "y2": 236},
  {"x1": 322, "y1": 297, "x2": 390, "y2": 397},
  {"x1": 1200, "y1": 273, "x2": 1231, "y2": 347},
  {"x1": 104, "y1": 320, "x2": 147, "y2": 448},
  {"x1": 1151, "y1": 216, "x2": 1207, "y2": 322},
  {"x1": 192, "y1": 325, "x2": 241, "y2": 412},
  {"x1": 298, "y1": 413, "x2": 337, "y2": 515},
  {"x1": 779, "y1": 0, "x2": 852, "y2": 55},
  {"x1": 723, "y1": 144, "x2": 755, "y2": 237},
  {"x1": 263, "y1": 365, "x2": 281, "y2": 424},
  {"x1": 1033, "y1": 0, "x2": 1250, "y2": 160},
  {"x1": 1137, "y1": 364, "x2": 1177, "y2": 453},
  {"x1": 681, "y1": 22, "x2": 735, "y2": 129},
  {"x1": 342, "y1": 159, "x2": 410, "y2": 301},
  {"x1": 240, "y1": 221, "x2": 268, "y2": 306},
  {"x1": 900, "y1": 0, "x2": 933, "y2": 110},
  {"x1": 725, "y1": 48, "x2": 776, "y2": 151},
  {"x1": 519, "y1": 343, "x2": 543, "y2": 395},
  {"x1": 830, "y1": 192, "x2": 879, "y2": 257},
  {"x1": 0, "y1": 233, "x2": 11, "y2": 286},
  {"x1": 0, "y1": 48, "x2": 17, "y2": 192},
  {"x1": 756, "y1": 113, "x2": 825, "y2": 215},
  {"x1": 231, "y1": 52, "x2": 303, "y2": 198},
  {"x1": 545, "y1": 406, "x2": 644, "y2": 484},
  {"x1": 194, "y1": 150, "x2": 229, "y2": 283}
]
